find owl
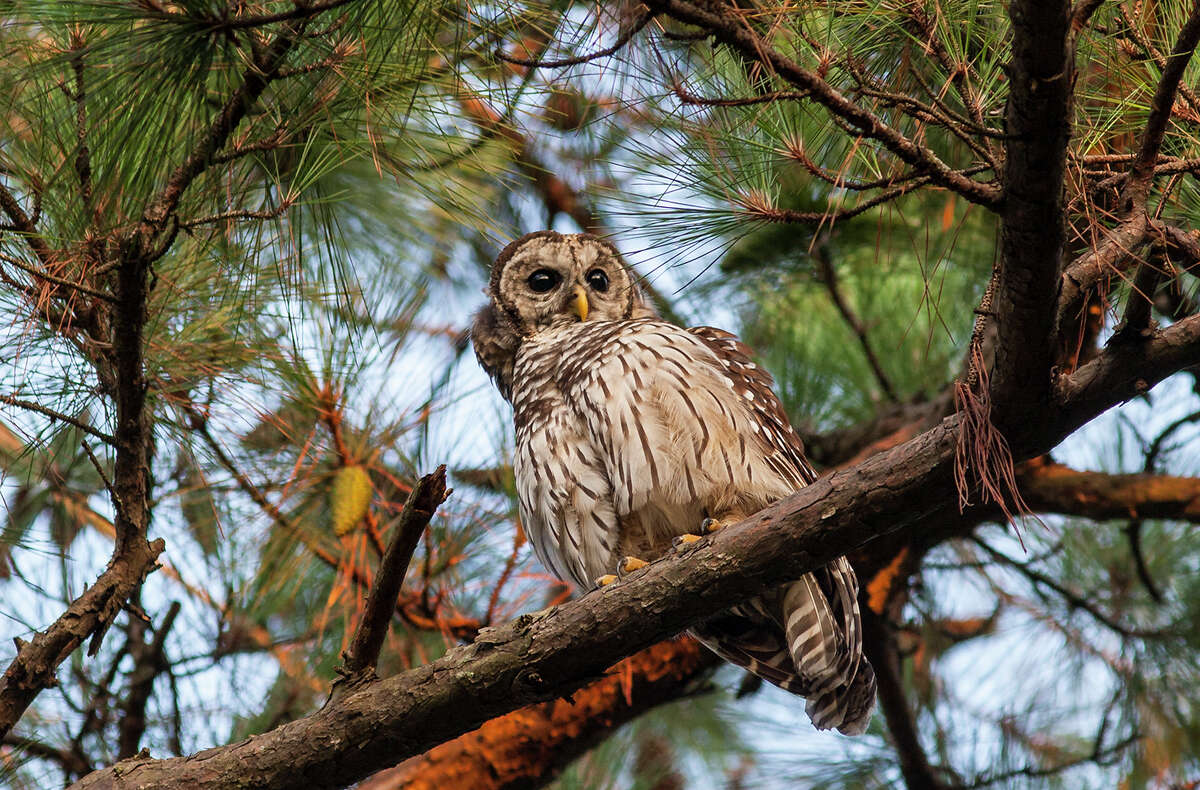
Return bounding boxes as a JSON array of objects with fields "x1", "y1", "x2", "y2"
[{"x1": 471, "y1": 230, "x2": 876, "y2": 734}]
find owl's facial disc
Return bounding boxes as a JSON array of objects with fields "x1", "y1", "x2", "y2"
[{"x1": 495, "y1": 232, "x2": 636, "y2": 334}]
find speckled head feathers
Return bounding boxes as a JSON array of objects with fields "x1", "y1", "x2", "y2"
[{"x1": 471, "y1": 231, "x2": 656, "y2": 400}]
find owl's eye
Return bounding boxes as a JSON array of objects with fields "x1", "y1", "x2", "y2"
[
  {"x1": 527, "y1": 269, "x2": 562, "y2": 293},
  {"x1": 585, "y1": 269, "x2": 609, "y2": 292}
]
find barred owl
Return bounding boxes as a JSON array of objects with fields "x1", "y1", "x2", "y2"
[{"x1": 471, "y1": 231, "x2": 876, "y2": 734}]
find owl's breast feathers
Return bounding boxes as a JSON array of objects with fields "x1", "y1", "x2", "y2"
[
  {"x1": 508, "y1": 317, "x2": 875, "y2": 735},
  {"x1": 509, "y1": 318, "x2": 813, "y2": 580}
]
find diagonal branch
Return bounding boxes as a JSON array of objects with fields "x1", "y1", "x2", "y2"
[
  {"x1": 339, "y1": 468, "x2": 449, "y2": 681},
  {"x1": 812, "y1": 241, "x2": 900, "y2": 403},
  {"x1": 1121, "y1": 3, "x2": 1200, "y2": 209},
  {"x1": 68, "y1": 311, "x2": 1200, "y2": 790},
  {"x1": 862, "y1": 610, "x2": 951, "y2": 790},
  {"x1": 642, "y1": 0, "x2": 1002, "y2": 209}
]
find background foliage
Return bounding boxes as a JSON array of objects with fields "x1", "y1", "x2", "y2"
[{"x1": 1, "y1": 1, "x2": 1198, "y2": 788}]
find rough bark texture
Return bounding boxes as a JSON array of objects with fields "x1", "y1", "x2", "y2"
[
  {"x1": 358, "y1": 638, "x2": 719, "y2": 790},
  {"x1": 67, "y1": 312, "x2": 1200, "y2": 790},
  {"x1": 992, "y1": 0, "x2": 1073, "y2": 427}
]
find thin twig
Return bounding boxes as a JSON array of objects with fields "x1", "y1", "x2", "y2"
[
  {"x1": 80, "y1": 439, "x2": 122, "y2": 514},
  {"x1": 1123, "y1": 520, "x2": 1163, "y2": 602},
  {"x1": 0, "y1": 252, "x2": 115, "y2": 302},
  {"x1": 338, "y1": 467, "x2": 450, "y2": 680},
  {"x1": 180, "y1": 202, "x2": 294, "y2": 230},
  {"x1": 973, "y1": 538, "x2": 1168, "y2": 640},
  {"x1": 671, "y1": 81, "x2": 811, "y2": 107},
  {"x1": 813, "y1": 240, "x2": 900, "y2": 402},
  {"x1": 160, "y1": 0, "x2": 358, "y2": 33},
  {"x1": 495, "y1": 11, "x2": 654, "y2": 68},
  {"x1": 740, "y1": 174, "x2": 934, "y2": 225},
  {"x1": 0, "y1": 394, "x2": 115, "y2": 445}
]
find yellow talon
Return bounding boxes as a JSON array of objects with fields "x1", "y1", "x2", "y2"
[
  {"x1": 620, "y1": 556, "x2": 648, "y2": 573},
  {"x1": 595, "y1": 574, "x2": 618, "y2": 587},
  {"x1": 674, "y1": 534, "x2": 703, "y2": 551},
  {"x1": 700, "y1": 517, "x2": 726, "y2": 534}
]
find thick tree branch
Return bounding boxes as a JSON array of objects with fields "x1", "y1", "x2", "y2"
[
  {"x1": 68, "y1": 311, "x2": 1200, "y2": 790},
  {"x1": 991, "y1": 0, "x2": 1073, "y2": 425},
  {"x1": 1017, "y1": 458, "x2": 1200, "y2": 523}
]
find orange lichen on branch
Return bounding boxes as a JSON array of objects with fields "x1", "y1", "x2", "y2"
[
  {"x1": 359, "y1": 637, "x2": 718, "y2": 790},
  {"x1": 866, "y1": 547, "x2": 909, "y2": 615}
]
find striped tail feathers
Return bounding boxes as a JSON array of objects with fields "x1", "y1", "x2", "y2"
[
  {"x1": 691, "y1": 605, "x2": 812, "y2": 696},
  {"x1": 691, "y1": 582, "x2": 877, "y2": 735},
  {"x1": 832, "y1": 660, "x2": 877, "y2": 735},
  {"x1": 781, "y1": 564, "x2": 876, "y2": 734}
]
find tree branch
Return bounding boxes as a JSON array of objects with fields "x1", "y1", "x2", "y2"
[
  {"x1": 68, "y1": 310, "x2": 1200, "y2": 790},
  {"x1": 991, "y1": 0, "x2": 1074, "y2": 426},
  {"x1": 116, "y1": 602, "x2": 181, "y2": 760},
  {"x1": 861, "y1": 610, "x2": 950, "y2": 790},
  {"x1": 0, "y1": 394, "x2": 115, "y2": 445},
  {"x1": 812, "y1": 240, "x2": 900, "y2": 403},
  {"x1": 642, "y1": 0, "x2": 1002, "y2": 209},
  {"x1": 339, "y1": 468, "x2": 449, "y2": 681},
  {"x1": 1121, "y1": 3, "x2": 1200, "y2": 209},
  {"x1": 1017, "y1": 457, "x2": 1200, "y2": 523}
]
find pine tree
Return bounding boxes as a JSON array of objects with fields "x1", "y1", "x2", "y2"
[{"x1": 1, "y1": 2, "x2": 1199, "y2": 789}]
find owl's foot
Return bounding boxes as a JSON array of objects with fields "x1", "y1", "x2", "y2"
[
  {"x1": 594, "y1": 556, "x2": 649, "y2": 588},
  {"x1": 673, "y1": 518, "x2": 727, "y2": 553},
  {"x1": 618, "y1": 556, "x2": 648, "y2": 578}
]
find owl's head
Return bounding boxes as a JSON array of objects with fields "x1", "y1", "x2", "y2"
[
  {"x1": 489, "y1": 231, "x2": 652, "y2": 331},
  {"x1": 471, "y1": 231, "x2": 656, "y2": 400}
]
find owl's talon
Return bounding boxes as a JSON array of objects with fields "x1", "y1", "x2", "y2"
[
  {"x1": 673, "y1": 533, "x2": 703, "y2": 552},
  {"x1": 595, "y1": 574, "x2": 618, "y2": 587},
  {"x1": 700, "y1": 517, "x2": 726, "y2": 534},
  {"x1": 617, "y1": 556, "x2": 648, "y2": 579}
]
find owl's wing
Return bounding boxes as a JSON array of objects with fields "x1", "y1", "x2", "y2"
[
  {"x1": 686, "y1": 325, "x2": 817, "y2": 488},
  {"x1": 681, "y1": 325, "x2": 876, "y2": 733}
]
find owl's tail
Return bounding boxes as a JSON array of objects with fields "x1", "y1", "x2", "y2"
[{"x1": 781, "y1": 559, "x2": 877, "y2": 734}]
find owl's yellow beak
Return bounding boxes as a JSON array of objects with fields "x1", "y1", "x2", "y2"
[{"x1": 572, "y1": 285, "x2": 589, "y2": 321}]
